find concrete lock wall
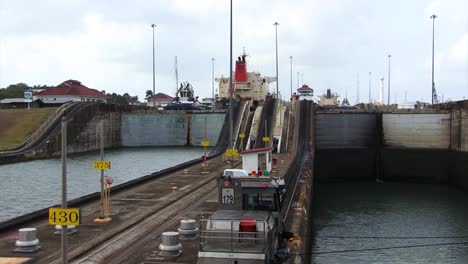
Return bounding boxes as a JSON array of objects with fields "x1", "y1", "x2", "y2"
[
  {"x1": 314, "y1": 111, "x2": 455, "y2": 183},
  {"x1": 121, "y1": 113, "x2": 225, "y2": 147},
  {"x1": 190, "y1": 113, "x2": 225, "y2": 147},
  {"x1": 314, "y1": 113, "x2": 378, "y2": 181},
  {"x1": 315, "y1": 113, "x2": 378, "y2": 149},
  {"x1": 121, "y1": 114, "x2": 188, "y2": 146},
  {"x1": 381, "y1": 113, "x2": 451, "y2": 182},
  {"x1": 446, "y1": 103, "x2": 468, "y2": 191},
  {"x1": 383, "y1": 113, "x2": 450, "y2": 149},
  {"x1": 68, "y1": 112, "x2": 121, "y2": 154}
]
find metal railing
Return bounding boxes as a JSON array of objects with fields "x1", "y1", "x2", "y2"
[{"x1": 199, "y1": 217, "x2": 274, "y2": 254}]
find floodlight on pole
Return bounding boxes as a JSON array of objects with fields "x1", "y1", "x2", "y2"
[
  {"x1": 430, "y1": 14, "x2": 437, "y2": 104},
  {"x1": 228, "y1": 0, "x2": 234, "y2": 149},
  {"x1": 273, "y1": 22, "x2": 280, "y2": 98},
  {"x1": 368, "y1": 72, "x2": 372, "y2": 104},
  {"x1": 387, "y1": 54, "x2": 392, "y2": 105},
  {"x1": 151, "y1": 24, "x2": 157, "y2": 107},
  {"x1": 289, "y1": 56, "x2": 293, "y2": 99},
  {"x1": 212, "y1": 58, "x2": 215, "y2": 100}
]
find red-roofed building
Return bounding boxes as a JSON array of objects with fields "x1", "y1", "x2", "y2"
[
  {"x1": 35, "y1": 80, "x2": 107, "y2": 104},
  {"x1": 297, "y1": 84, "x2": 314, "y2": 101},
  {"x1": 146, "y1": 92, "x2": 174, "y2": 107}
]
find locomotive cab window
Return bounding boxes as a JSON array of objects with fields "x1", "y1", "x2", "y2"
[{"x1": 242, "y1": 189, "x2": 277, "y2": 211}]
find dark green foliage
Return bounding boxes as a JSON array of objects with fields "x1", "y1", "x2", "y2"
[
  {"x1": 106, "y1": 92, "x2": 139, "y2": 105},
  {"x1": 145, "y1": 90, "x2": 153, "y2": 98},
  {"x1": 0, "y1": 83, "x2": 54, "y2": 99}
]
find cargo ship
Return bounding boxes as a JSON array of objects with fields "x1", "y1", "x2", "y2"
[{"x1": 216, "y1": 52, "x2": 277, "y2": 102}]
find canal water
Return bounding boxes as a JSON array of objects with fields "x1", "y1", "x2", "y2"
[
  {"x1": 0, "y1": 147, "x2": 207, "y2": 222},
  {"x1": 311, "y1": 182, "x2": 468, "y2": 263}
]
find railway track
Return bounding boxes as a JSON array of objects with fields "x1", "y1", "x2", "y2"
[
  {"x1": 0, "y1": 156, "x2": 241, "y2": 263},
  {"x1": 0, "y1": 99, "x2": 306, "y2": 263},
  {"x1": 65, "y1": 157, "x2": 239, "y2": 264}
]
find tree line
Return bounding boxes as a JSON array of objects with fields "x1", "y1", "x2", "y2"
[{"x1": 0, "y1": 83, "x2": 140, "y2": 105}]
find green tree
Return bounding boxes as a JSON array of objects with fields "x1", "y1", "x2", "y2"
[
  {"x1": 106, "y1": 92, "x2": 140, "y2": 105},
  {"x1": 0, "y1": 83, "x2": 30, "y2": 99},
  {"x1": 145, "y1": 90, "x2": 153, "y2": 98}
]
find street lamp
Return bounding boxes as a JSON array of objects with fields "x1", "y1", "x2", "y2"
[
  {"x1": 228, "y1": 0, "x2": 233, "y2": 149},
  {"x1": 211, "y1": 58, "x2": 215, "y2": 100},
  {"x1": 430, "y1": 14, "x2": 437, "y2": 104},
  {"x1": 296, "y1": 72, "x2": 300, "y2": 90},
  {"x1": 387, "y1": 54, "x2": 392, "y2": 105},
  {"x1": 151, "y1": 24, "x2": 157, "y2": 107},
  {"x1": 289, "y1": 56, "x2": 293, "y2": 99},
  {"x1": 273, "y1": 22, "x2": 279, "y2": 98},
  {"x1": 368, "y1": 72, "x2": 372, "y2": 104}
]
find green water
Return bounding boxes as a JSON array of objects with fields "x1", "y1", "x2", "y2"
[{"x1": 311, "y1": 182, "x2": 468, "y2": 263}]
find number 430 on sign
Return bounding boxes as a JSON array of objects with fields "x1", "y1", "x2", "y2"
[{"x1": 48, "y1": 208, "x2": 81, "y2": 225}]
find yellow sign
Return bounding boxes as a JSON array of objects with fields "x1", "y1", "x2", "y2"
[
  {"x1": 262, "y1": 137, "x2": 270, "y2": 142},
  {"x1": 278, "y1": 105, "x2": 284, "y2": 111},
  {"x1": 200, "y1": 141, "x2": 210, "y2": 147},
  {"x1": 48, "y1": 208, "x2": 80, "y2": 226},
  {"x1": 93, "y1": 160, "x2": 110, "y2": 170},
  {"x1": 225, "y1": 148, "x2": 239, "y2": 156},
  {"x1": 239, "y1": 134, "x2": 245, "y2": 138}
]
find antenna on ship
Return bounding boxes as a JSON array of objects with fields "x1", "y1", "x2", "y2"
[{"x1": 242, "y1": 47, "x2": 248, "y2": 59}]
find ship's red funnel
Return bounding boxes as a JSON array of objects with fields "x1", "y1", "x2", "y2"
[{"x1": 235, "y1": 55, "x2": 247, "y2": 82}]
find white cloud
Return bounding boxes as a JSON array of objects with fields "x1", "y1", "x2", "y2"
[
  {"x1": 0, "y1": 0, "x2": 467, "y2": 102},
  {"x1": 448, "y1": 33, "x2": 468, "y2": 64}
]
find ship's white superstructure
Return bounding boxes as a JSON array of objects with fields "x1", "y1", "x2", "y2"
[{"x1": 216, "y1": 53, "x2": 276, "y2": 101}]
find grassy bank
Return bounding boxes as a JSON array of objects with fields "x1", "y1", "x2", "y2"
[{"x1": 0, "y1": 107, "x2": 58, "y2": 150}]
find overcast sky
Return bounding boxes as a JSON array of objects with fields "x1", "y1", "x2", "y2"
[{"x1": 1, "y1": 0, "x2": 467, "y2": 103}]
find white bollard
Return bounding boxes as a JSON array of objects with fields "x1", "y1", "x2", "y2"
[
  {"x1": 54, "y1": 225, "x2": 78, "y2": 235},
  {"x1": 14, "y1": 228, "x2": 41, "y2": 252},
  {"x1": 159, "y1": 231, "x2": 182, "y2": 256},
  {"x1": 178, "y1": 219, "x2": 199, "y2": 240}
]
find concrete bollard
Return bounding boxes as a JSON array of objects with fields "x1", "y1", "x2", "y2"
[
  {"x1": 54, "y1": 225, "x2": 78, "y2": 235},
  {"x1": 159, "y1": 231, "x2": 182, "y2": 256},
  {"x1": 178, "y1": 219, "x2": 199, "y2": 240},
  {"x1": 14, "y1": 228, "x2": 41, "y2": 252}
]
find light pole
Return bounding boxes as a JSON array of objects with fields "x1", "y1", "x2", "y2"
[
  {"x1": 296, "y1": 72, "x2": 300, "y2": 90},
  {"x1": 356, "y1": 73, "x2": 360, "y2": 104},
  {"x1": 228, "y1": 0, "x2": 233, "y2": 149},
  {"x1": 387, "y1": 54, "x2": 391, "y2": 105},
  {"x1": 368, "y1": 72, "x2": 372, "y2": 104},
  {"x1": 151, "y1": 24, "x2": 157, "y2": 107},
  {"x1": 273, "y1": 22, "x2": 280, "y2": 98},
  {"x1": 211, "y1": 58, "x2": 215, "y2": 100},
  {"x1": 289, "y1": 56, "x2": 293, "y2": 99},
  {"x1": 430, "y1": 14, "x2": 437, "y2": 104}
]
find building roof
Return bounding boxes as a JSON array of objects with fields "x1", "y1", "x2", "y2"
[
  {"x1": 36, "y1": 80, "x2": 106, "y2": 98},
  {"x1": 297, "y1": 85, "x2": 313, "y2": 91},
  {"x1": 147, "y1": 92, "x2": 174, "y2": 100},
  {"x1": 240, "y1": 147, "x2": 273, "y2": 155}
]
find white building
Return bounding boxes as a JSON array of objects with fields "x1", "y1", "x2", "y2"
[
  {"x1": 35, "y1": 80, "x2": 107, "y2": 104},
  {"x1": 296, "y1": 85, "x2": 314, "y2": 101}
]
